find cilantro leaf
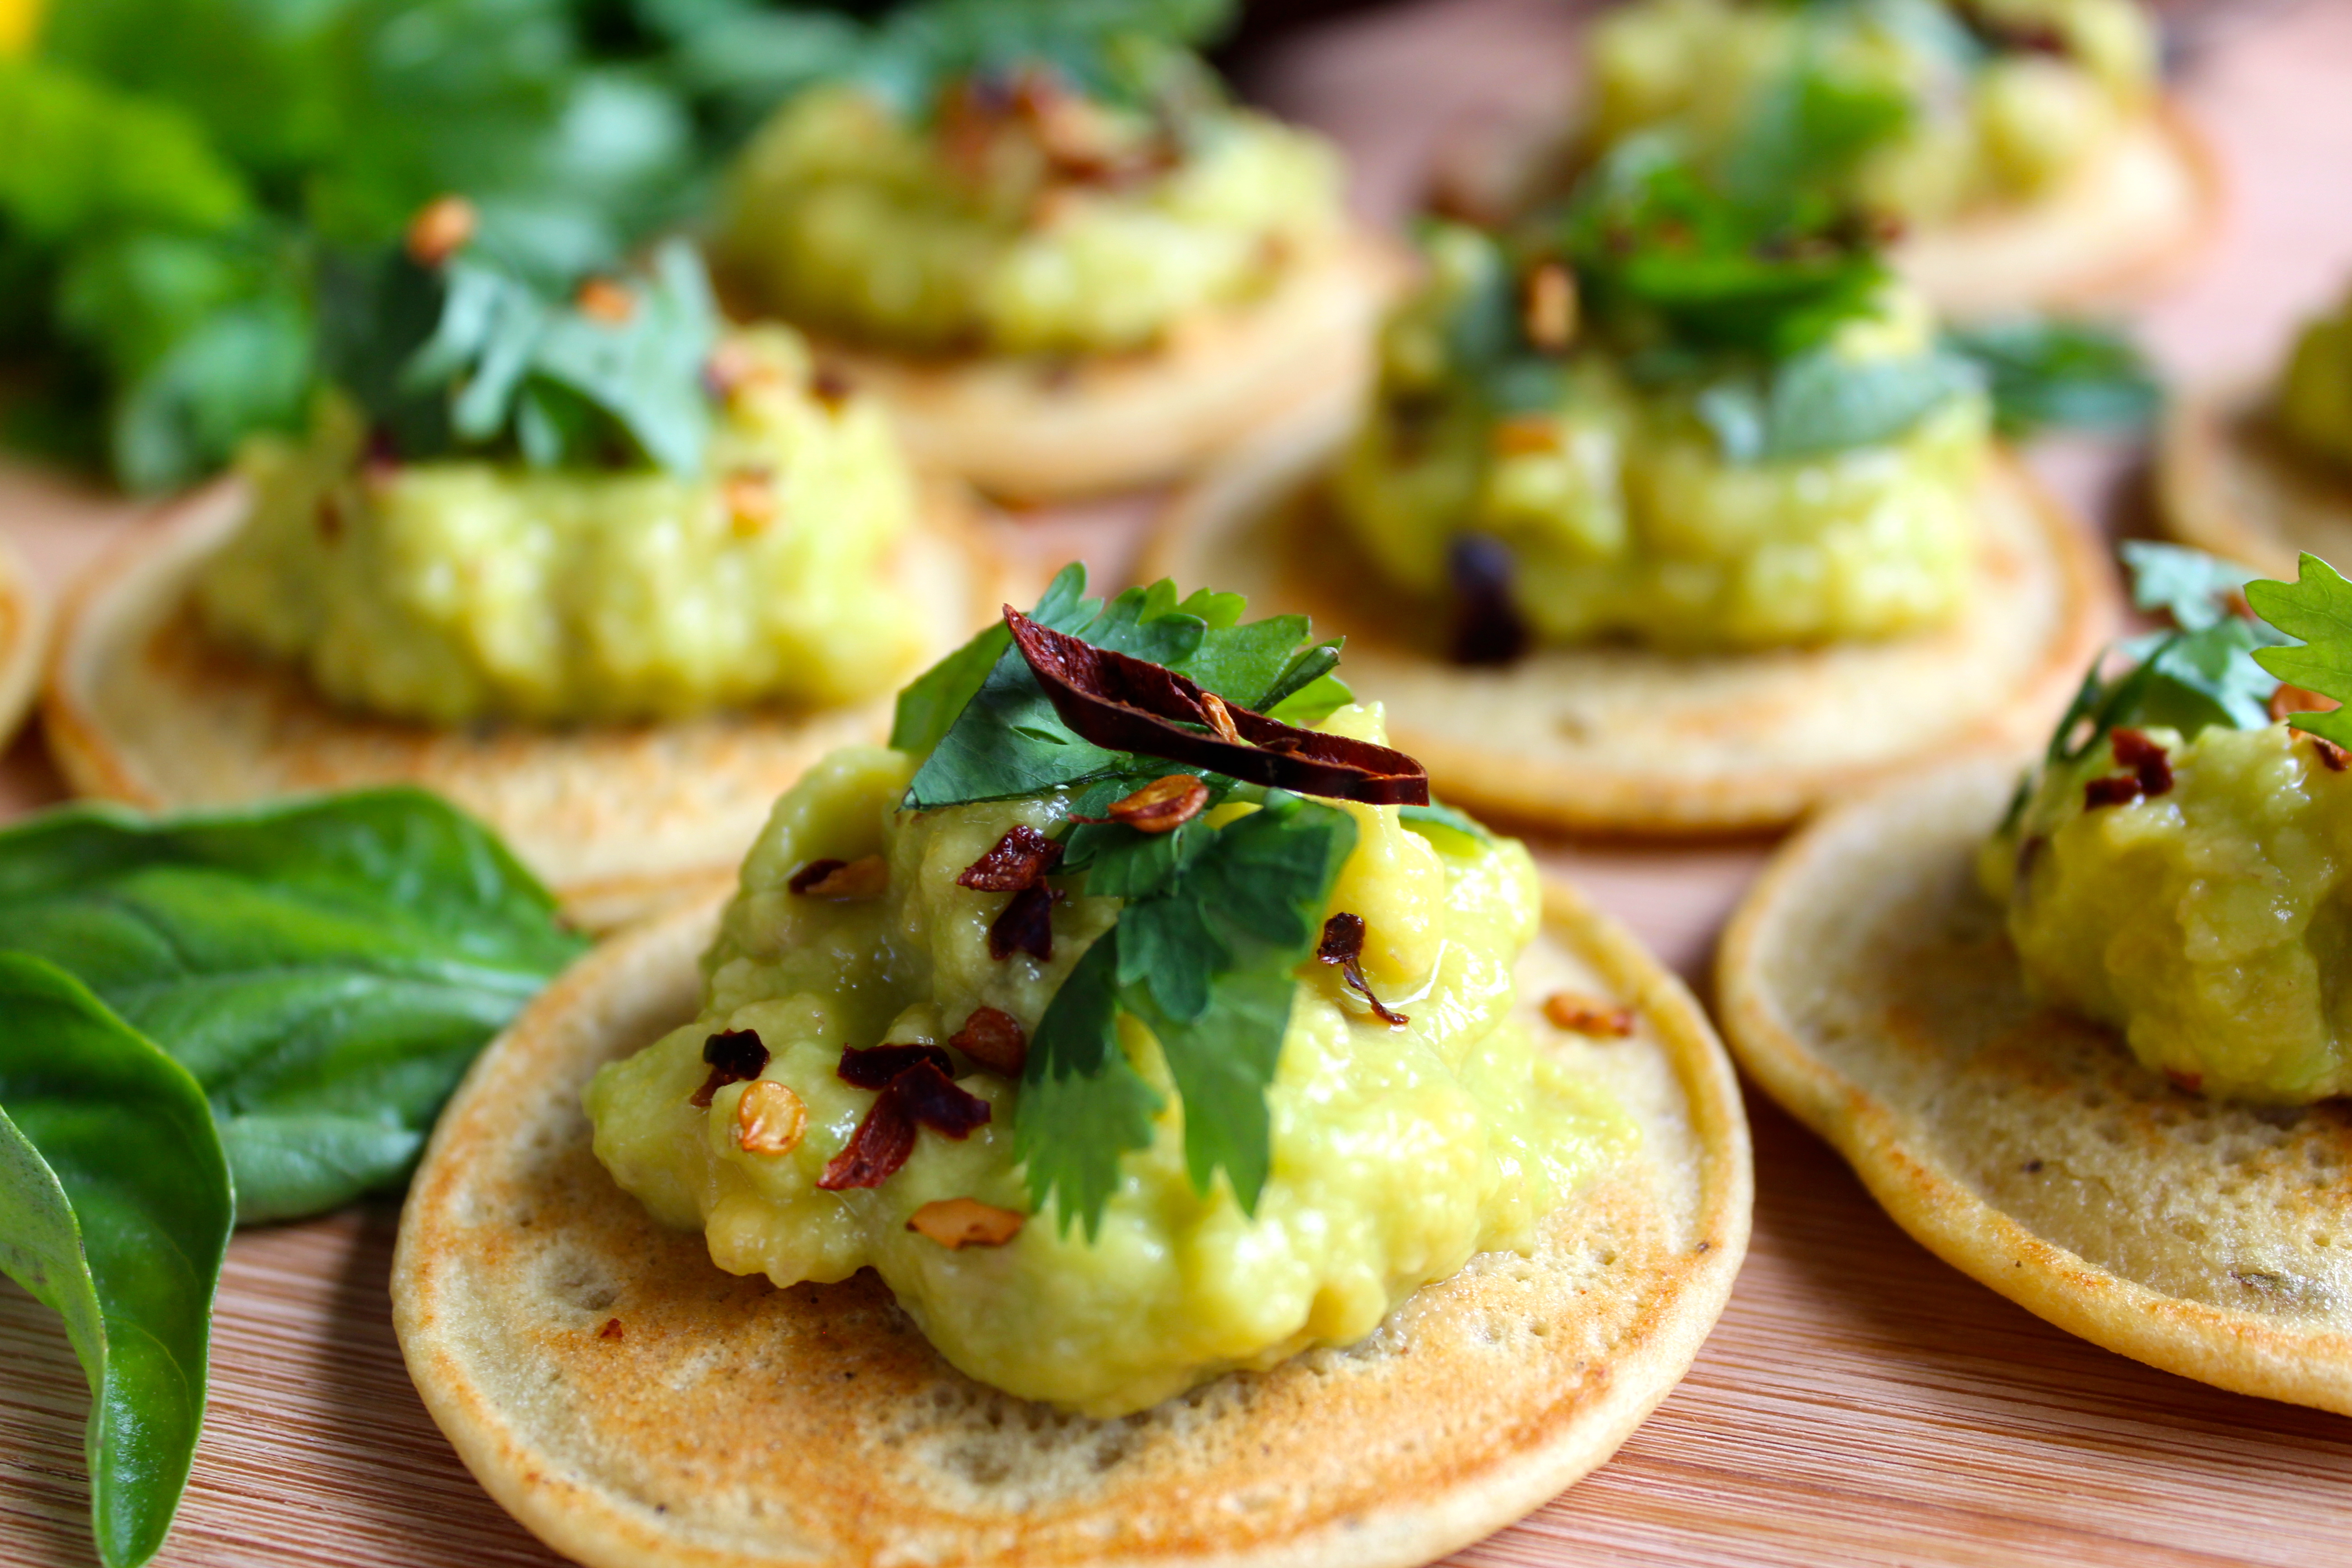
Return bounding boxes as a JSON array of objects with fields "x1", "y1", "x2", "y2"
[
  {"x1": 1759, "y1": 344, "x2": 1982, "y2": 460},
  {"x1": 2250, "y1": 554, "x2": 2352, "y2": 749},
  {"x1": 1016, "y1": 932, "x2": 1160, "y2": 1240},
  {"x1": 2120, "y1": 541, "x2": 2253, "y2": 631},
  {"x1": 1399, "y1": 800, "x2": 1492, "y2": 843},
  {"x1": 1944, "y1": 319, "x2": 2161, "y2": 438},
  {"x1": 1720, "y1": 44, "x2": 1911, "y2": 217}
]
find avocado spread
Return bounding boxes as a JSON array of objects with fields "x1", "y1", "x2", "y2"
[
  {"x1": 1587, "y1": 0, "x2": 2157, "y2": 228},
  {"x1": 715, "y1": 74, "x2": 1342, "y2": 358},
  {"x1": 586, "y1": 579, "x2": 1633, "y2": 1417},
  {"x1": 2277, "y1": 287, "x2": 2352, "y2": 475},
  {"x1": 1335, "y1": 216, "x2": 1988, "y2": 650},
  {"x1": 197, "y1": 242, "x2": 925, "y2": 725},
  {"x1": 1981, "y1": 547, "x2": 2352, "y2": 1103}
]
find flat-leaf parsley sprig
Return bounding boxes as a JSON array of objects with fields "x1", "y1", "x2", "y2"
[{"x1": 893, "y1": 565, "x2": 1453, "y2": 1238}]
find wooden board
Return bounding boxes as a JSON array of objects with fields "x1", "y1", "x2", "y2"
[{"x1": 10, "y1": 2, "x2": 2352, "y2": 1563}]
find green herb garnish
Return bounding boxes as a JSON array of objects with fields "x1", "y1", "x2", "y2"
[
  {"x1": 322, "y1": 235, "x2": 720, "y2": 473},
  {"x1": 898, "y1": 564, "x2": 1416, "y2": 1236},
  {"x1": 2249, "y1": 554, "x2": 2352, "y2": 751},
  {"x1": 1943, "y1": 318, "x2": 2162, "y2": 438},
  {"x1": 0, "y1": 787, "x2": 584, "y2": 1566}
]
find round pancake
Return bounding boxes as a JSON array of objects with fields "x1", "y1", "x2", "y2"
[
  {"x1": 1891, "y1": 106, "x2": 2220, "y2": 322},
  {"x1": 43, "y1": 481, "x2": 1017, "y2": 931},
  {"x1": 813, "y1": 233, "x2": 1405, "y2": 505},
  {"x1": 391, "y1": 877, "x2": 1750, "y2": 1568},
  {"x1": 2156, "y1": 384, "x2": 2352, "y2": 580},
  {"x1": 1147, "y1": 406, "x2": 2118, "y2": 836},
  {"x1": 0, "y1": 531, "x2": 44, "y2": 750},
  {"x1": 1717, "y1": 757, "x2": 2352, "y2": 1416},
  {"x1": 1430, "y1": 106, "x2": 2218, "y2": 323}
]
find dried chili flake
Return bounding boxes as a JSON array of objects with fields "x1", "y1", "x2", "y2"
[
  {"x1": 957, "y1": 825, "x2": 1064, "y2": 892},
  {"x1": 906, "y1": 1198, "x2": 1025, "y2": 1249},
  {"x1": 789, "y1": 855, "x2": 889, "y2": 900},
  {"x1": 2166, "y1": 1068, "x2": 2205, "y2": 1096},
  {"x1": 1316, "y1": 913, "x2": 1409, "y2": 1027},
  {"x1": 989, "y1": 884, "x2": 1063, "y2": 962},
  {"x1": 691, "y1": 1028, "x2": 770, "y2": 1108},
  {"x1": 2109, "y1": 728, "x2": 2172, "y2": 797},
  {"x1": 838, "y1": 1044, "x2": 956, "y2": 1091},
  {"x1": 811, "y1": 366, "x2": 855, "y2": 411},
  {"x1": 2083, "y1": 774, "x2": 2144, "y2": 810},
  {"x1": 1072, "y1": 774, "x2": 1210, "y2": 834},
  {"x1": 949, "y1": 1006, "x2": 1028, "y2": 1075},
  {"x1": 1003, "y1": 608, "x2": 1429, "y2": 806},
  {"x1": 1542, "y1": 991, "x2": 1635, "y2": 1038},
  {"x1": 818, "y1": 1090, "x2": 917, "y2": 1190},
  {"x1": 2318, "y1": 738, "x2": 2350, "y2": 773},
  {"x1": 892, "y1": 1060, "x2": 992, "y2": 1138},
  {"x1": 597, "y1": 1318, "x2": 625, "y2": 1341},
  {"x1": 735, "y1": 1082, "x2": 807, "y2": 1156},
  {"x1": 576, "y1": 277, "x2": 636, "y2": 324},
  {"x1": 404, "y1": 196, "x2": 477, "y2": 266},
  {"x1": 2270, "y1": 683, "x2": 2339, "y2": 722},
  {"x1": 1447, "y1": 534, "x2": 1530, "y2": 667},
  {"x1": 1523, "y1": 261, "x2": 1577, "y2": 352}
]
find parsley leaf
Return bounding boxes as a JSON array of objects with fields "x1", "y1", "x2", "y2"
[
  {"x1": 2249, "y1": 554, "x2": 2352, "y2": 750},
  {"x1": 1014, "y1": 932, "x2": 1160, "y2": 1238},
  {"x1": 1943, "y1": 319, "x2": 2161, "y2": 438}
]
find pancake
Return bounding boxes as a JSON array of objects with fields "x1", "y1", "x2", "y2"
[
  {"x1": 1716, "y1": 757, "x2": 2352, "y2": 1415},
  {"x1": 390, "y1": 876, "x2": 1750, "y2": 1568},
  {"x1": 2155, "y1": 384, "x2": 2352, "y2": 580},
  {"x1": 1147, "y1": 405, "x2": 2118, "y2": 836},
  {"x1": 811, "y1": 233, "x2": 1405, "y2": 505},
  {"x1": 1432, "y1": 106, "x2": 2219, "y2": 323},
  {"x1": 43, "y1": 480, "x2": 1017, "y2": 931},
  {"x1": 0, "y1": 531, "x2": 43, "y2": 750}
]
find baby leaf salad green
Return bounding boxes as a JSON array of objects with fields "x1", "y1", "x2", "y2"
[
  {"x1": 0, "y1": 787, "x2": 584, "y2": 1566},
  {"x1": 893, "y1": 565, "x2": 1461, "y2": 1238}
]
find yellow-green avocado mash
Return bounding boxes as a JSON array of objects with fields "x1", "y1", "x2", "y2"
[
  {"x1": 715, "y1": 80, "x2": 1343, "y2": 358},
  {"x1": 585, "y1": 706, "x2": 1633, "y2": 1417},
  {"x1": 1587, "y1": 0, "x2": 2156, "y2": 228},
  {"x1": 2277, "y1": 287, "x2": 2352, "y2": 474},
  {"x1": 1982, "y1": 721, "x2": 2352, "y2": 1102},
  {"x1": 196, "y1": 327, "x2": 926, "y2": 725},
  {"x1": 1335, "y1": 225, "x2": 1988, "y2": 649}
]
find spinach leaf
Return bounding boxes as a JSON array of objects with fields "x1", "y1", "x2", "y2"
[
  {"x1": 1943, "y1": 318, "x2": 2161, "y2": 438},
  {"x1": 0, "y1": 788, "x2": 587, "y2": 1222},
  {"x1": 0, "y1": 954, "x2": 232, "y2": 1568}
]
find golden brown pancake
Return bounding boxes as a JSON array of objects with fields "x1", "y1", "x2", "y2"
[
  {"x1": 2156, "y1": 384, "x2": 2352, "y2": 580},
  {"x1": 810, "y1": 233, "x2": 1406, "y2": 504},
  {"x1": 1431, "y1": 105, "x2": 2219, "y2": 323},
  {"x1": 1717, "y1": 757, "x2": 2352, "y2": 1415},
  {"x1": 391, "y1": 877, "x2": 1750, "y2": 1568},
  {"x1": 43, "y1": 481, "x2": 1018, "y2": 931},
  {"x1": 0, "y1": 531, "x2": 43, "y2": 751},
  {"x1": 1147, "y1": 407, "x2": 2118, "y2": 836}
]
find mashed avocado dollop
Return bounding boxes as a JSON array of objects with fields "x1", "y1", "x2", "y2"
[
  {"x1": 1335, "y1": 222, "x2": 1988, "y2": 649},
  {"x1": 586, "y1": 704, "x2": 1633, "y2": 1417},
  {"x1": 2277, "y1": 287, "x2": 2352, "y2": 474},
  {"x1": 1587, "y1": 0, "x2": 2156, "y2": 228},
  {"x1": 197, "y1": 324, "x2": 926, "y2": 725},
  {"x1": 715, "y1": 77, "x2": 1342, "y2": 358},
  {"x1": 1982, "y1": 721, "x2": 2352, "y2": 1102}
]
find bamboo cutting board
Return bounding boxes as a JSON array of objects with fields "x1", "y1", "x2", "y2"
[{"x1": 9, "y1": 1, "x2": 2352, "y2": 1563}]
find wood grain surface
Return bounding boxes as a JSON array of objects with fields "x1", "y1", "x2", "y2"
[{"x1": 8, "y1": 2, "x2": 2352, "y2": 1564}]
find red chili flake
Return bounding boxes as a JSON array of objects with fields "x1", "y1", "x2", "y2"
[
  {"x1": 2270, "y1": 683, "x2": 2338, "y2": 722},
  {"x1": 891, "y1": 1060, "x2": 992, "y2": 1138},
  {"x1": 2110, "y1": 728, "x2": 2173, "y2": 797},
  {"x1": 597, "y1": 1318, "x2": 624, "y2": 1341},
  {"x1": 2083, "y1": 774, "x2": 2143, "y2": 810},
  {"x1": 811, "y1": 365, "x2": 855, "y2": 410},
  {"x1": 838, "y1": 1044, "x2": 956, "y2": 1091},
  {"x1": 1070, "y1": 774, "x2": 1210, "y2": 834},
  {"x1": 957, "y1": 825, "x2": 1064, "y2": 892},
  {"x1": 818, "y1": 1090, "x2": 917, "y2": 1190},
  {"x1": 2166, "y1": 1068, "x2": 2205, "y2": 1096},
  {"x1": 949, "y1": 1006, "x2": 1028, "y2": 1075},
  {"x1": 789, "y1": 858, "x2": 848, "y2": 893},
  {"x1": 989, "y1": 885, "x2": 1064, "y2": 962},
  {"x1": 316, "y1": 494, "x2": 344, "y2": 542},
  {"x1": 690, "y1": 1028, "x2": 769, "y2": 1108},
  {"x1": 2317, "y1": 738, "x2": 2349, "y2": 773},
  {"x1": 1316, "y1": 913, "x2": 1409, "y2": 1027},
  {"x1": 1003, "y1": 608, "x2": 1429, "y2": 806},
  {"x1": 1447, "y1": 534, "x2": 1529, "y2": 667}
]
